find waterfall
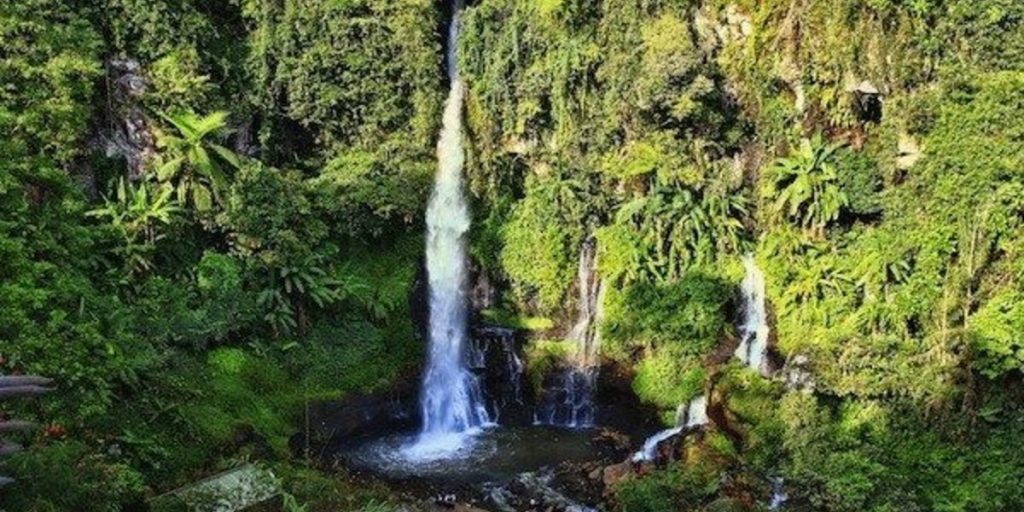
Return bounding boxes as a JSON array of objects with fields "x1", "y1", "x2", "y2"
[
  {"x1": 408, "y1": 0, "x2": 489, "y2": 457},
  {"x1": 631, "y1": 426, "x2": 683, "y2": 463},
  {"x1": 631, "y1": 395, "x2": 707, "y2": 462},
  {"x1": 770, "y1": 477, "x2": 788, "y2": 509},
  {"x1": 536, "y1": 239, "x2": 603, "y2": 428},
  {"x1": 568, "y1": 239, "x2": 603, "y2": 370},
  {"x1": 734, "y1": 254, "x2": 769, "y2": 374}
]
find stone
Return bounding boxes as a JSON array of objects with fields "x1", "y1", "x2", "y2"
[
  {"x1": 897, "y1": 133, "x2": 922, "y2": 170},
  {"x1": 601, "y1": 461, "x2": 633, "y2": 488},
  {"x1": 591, "y1": 428, "x2": 632, "y2": 455},
  {"x1": 846, "y1": 80, "x2": 880, "y2": 95}
]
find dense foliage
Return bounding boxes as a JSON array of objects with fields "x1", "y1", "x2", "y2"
[
  {"x1": 460, "y1": 0, "x2": 1024, "y2": 510},
  {"x1": 2, "y1": 0, "x2": 1022, "y2": 510},
  {"x1": 1, "y1": 0, "x2": 432, "y2": 509}
]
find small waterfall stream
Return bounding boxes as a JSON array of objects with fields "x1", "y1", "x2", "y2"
[
  {"x1": 409, "y1": 0, "x2": 490, "y2": 458},
  {"x1": 632, "y1": 395, "x2": 707, "y2": 462},
  {"x1": 734, "y1": 255, "x2": 769, "y2": 374},
  {"x1": 536, "y1": 239, "x2": 603, "y2": 428}
]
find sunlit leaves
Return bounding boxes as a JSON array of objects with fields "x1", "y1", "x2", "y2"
[
  {"x1": 154, "y1": 110, "x2": 240, "y2": 213},
  {"x1": 600, "y1": 176, "x2": 747, "y2": 285},
  {"x1": 766, "y1": 134, "x2": 849, "y2": 237},
  {"x1": 86, "y1": 179, "x2": 180, "y2": 276}
]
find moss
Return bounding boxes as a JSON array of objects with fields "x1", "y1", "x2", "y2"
[
  {"x1": 632, "y1": 345, "x2": 706, "y2": 416},
  {"x1": 524, "y1": 339, "x2": 574, "y2": 394},
  {"x1": 613, "y1": 457, "x2": 723, "y2": 512},
  {"x1": 481, "y1": 308, "x2": 555, "y2": 331},
  {"x1": 276, "y1": 464, "x2": 395, "y2": 512}
]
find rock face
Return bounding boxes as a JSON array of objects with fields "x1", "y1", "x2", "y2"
[
  {"x1": 783, "y1": 354, "x2": 815, "y2": 393},
  {"x1": 469, "y1": 262, "x2": 499, "y2": 312},
  {"x1": 102, "y1": 58, "x2": 156, "y2": 181},
  {"x1": 486, "y1": 470, "x2": 597, "y2": 512},
  {"x1": 293, "y1": 379, "x2": 420, "y2": 455},
  {"x1": 847, "y1": 79, "x2": 883, "y2": 123},
  {"x1": 469, "y1": 325, "x2": 532, "y2": 425}
]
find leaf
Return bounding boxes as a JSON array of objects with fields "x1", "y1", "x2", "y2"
[
  {"x1": 191, "y1": 146, "x2": 214, "y2": 177},
  {"x1": 211, "y1": 144, "x2": 241, "y2": 169},
  {"x1": 193, "y1": 111, "x2": 229, "y2": 138},
  {"x1": 192, "y1": 185, "x2": 213, "y2": 212},
  {"x1": 159, "y1": 112, "x2": 198, "y2": 139},
  {"x1": 157, "y1": 156, "x2": 184, "y2": 181}
]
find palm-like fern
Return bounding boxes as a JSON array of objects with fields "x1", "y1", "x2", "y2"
[
  {"x1": 768, "y1": 134, "x2": 849, "y2": 236},
  {"x1": 155, "y1": 111, "x2": 240, "y2": 212},
  {"x1": 87, "y1": 179, "x2": 180, "y2": 275},
  {"x1": 612, "y1": 177, "x2": 747, "y2": 283}
]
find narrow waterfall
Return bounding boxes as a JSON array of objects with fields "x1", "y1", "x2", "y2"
[
  {"x1": 409, "y1": 0, "x2": 489, "y2": 456},
  {"x1": 567, "y1": 239, "x2": 603, "y2": 370},
  {"x1": 769, "y1": 478, "x2": 788, "y2": 509},
  {"x1": 632, "y1": 395, "x2": 707, "y2": 462},
  {"x1": 734, "y1": 254, "x2": 770, "y2": 374},
  {"x1": 536, "y1": 239, "x2": 603, "y2": 428},
  {"x1": 469, "y1": 326, "x2": 527, "y2": 420}
]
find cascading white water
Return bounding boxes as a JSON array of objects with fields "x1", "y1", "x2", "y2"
[
  {"x1": 408, "y1": 0, "x2": 490, "y2": 458},
  {"x1": 684, "y1": 394, "x2": 708, "y2": 427},
  {"x1": 734, "y1": 254, "x2": 770, "y2": 374},
  {"x1": 536, "y1": 239, "x2": 603, "y2": 428},
  {"x1": 631, "y1": 395, "x2": 708, "y2": 462},
  {"x1": 769, "y1": 477, "x2": 788, "y2": 509},
  {"x1": 568, "y1": 239, "x2": 603, "y2": 370}
]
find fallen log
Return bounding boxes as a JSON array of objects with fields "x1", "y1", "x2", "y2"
[
  {"x1": 0, "y1": 442, "x2": 23, "y2": 456},
  {"x1": 0, "y1": 386, "x2": 53, "y2": 399},
  {"x1": 0, "y1": 420, "x2": 37, "y2": 433},
  {"x1": 0, "y1": 376, "x2": 53, "y2": 388}
]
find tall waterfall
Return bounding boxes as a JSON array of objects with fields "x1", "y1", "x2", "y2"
[
  {"x1": 537, "y1": 239, "x2": 603, "y2": 428},
  {"x1": 734, "y1": 254, "x2": 769, "y2": 374},
  {"x1": 409, "y1": 0, "x2": 489, "y2": 457}
]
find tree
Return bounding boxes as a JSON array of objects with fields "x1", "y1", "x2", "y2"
[{"x1": 155, "y1": 110, "x2": 240, "y2": 212}]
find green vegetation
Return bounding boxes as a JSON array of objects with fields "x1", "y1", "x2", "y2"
[
  {"x1": 2, "y1": 0, "x2": 1023, "y2": 510},
  {"x1": 460, "y1": 0, "x2": 1024, "y2": 510}
]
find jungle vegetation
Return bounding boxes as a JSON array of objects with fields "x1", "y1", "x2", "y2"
[{"x1": 1, "y1": 0, "x2": 1022, "y2": 510}]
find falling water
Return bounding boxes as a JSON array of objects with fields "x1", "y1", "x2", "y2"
[
  {"x1": 408, "y1": 0, "x2": 489, "y2": 458},
  {"x1": 537, "y1": 239, "x2": 603, "y2": 428},
  {"x1": 734, "y1": 254, "x2": 770, "y2": 374},
  {"x1": 631, "y1": 395, "x2": 707, "y2": 462},
  {"x1": 567, "y1": 239, "x2": 603, "y2": 370},
  {"x1": 631, "y1": 426, "x2": 683, "y2": 463},
  {"x1": 769, "y1": 477, "x2": 788, "y2": 509}
]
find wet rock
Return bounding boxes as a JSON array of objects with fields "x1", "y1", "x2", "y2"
[
  {"x1": 469, "y1": 262, "x2": 498, "y2": 312},
  {"x1": 101, "y1": 57, "x2": 156, "y2": 181},
  {"x1": 469, "y1": 325, "x2": 532, "y2": 425},
  {"x1": 483, "y1": 470, "x2": 597, "y2": 512},
  {"x1": 451, "y1": 504, "x2": 488, "y2": 512},
  {"x1": 591, "y1": 428, "x2": 632, "y2": 457},
  {"x1": 555, "y1": 461, "x2": 605, "y2": 507},
  {"x1": 601, "y1": 461, "x2": 633, "y2": 489},
  {"x1": 293, "y1": 381, "x2": 419, "y2": 455},
  {"x1": 707, "y1": 330, "x2": 741, "y2": 366},
  {"x1": 783, "y1": 354, "x2": 815, "y2": 393},
  {"x1": 764, "y1": 300, "x2": 785, "y2": 375}
]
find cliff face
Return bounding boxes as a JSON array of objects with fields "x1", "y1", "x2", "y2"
[
  {"x1": 3, "y1": 0, "x2": 1024, "y2": 510},
  {"x1": 457, "y1": 0, "x2": 1024, "y2": 509}
]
